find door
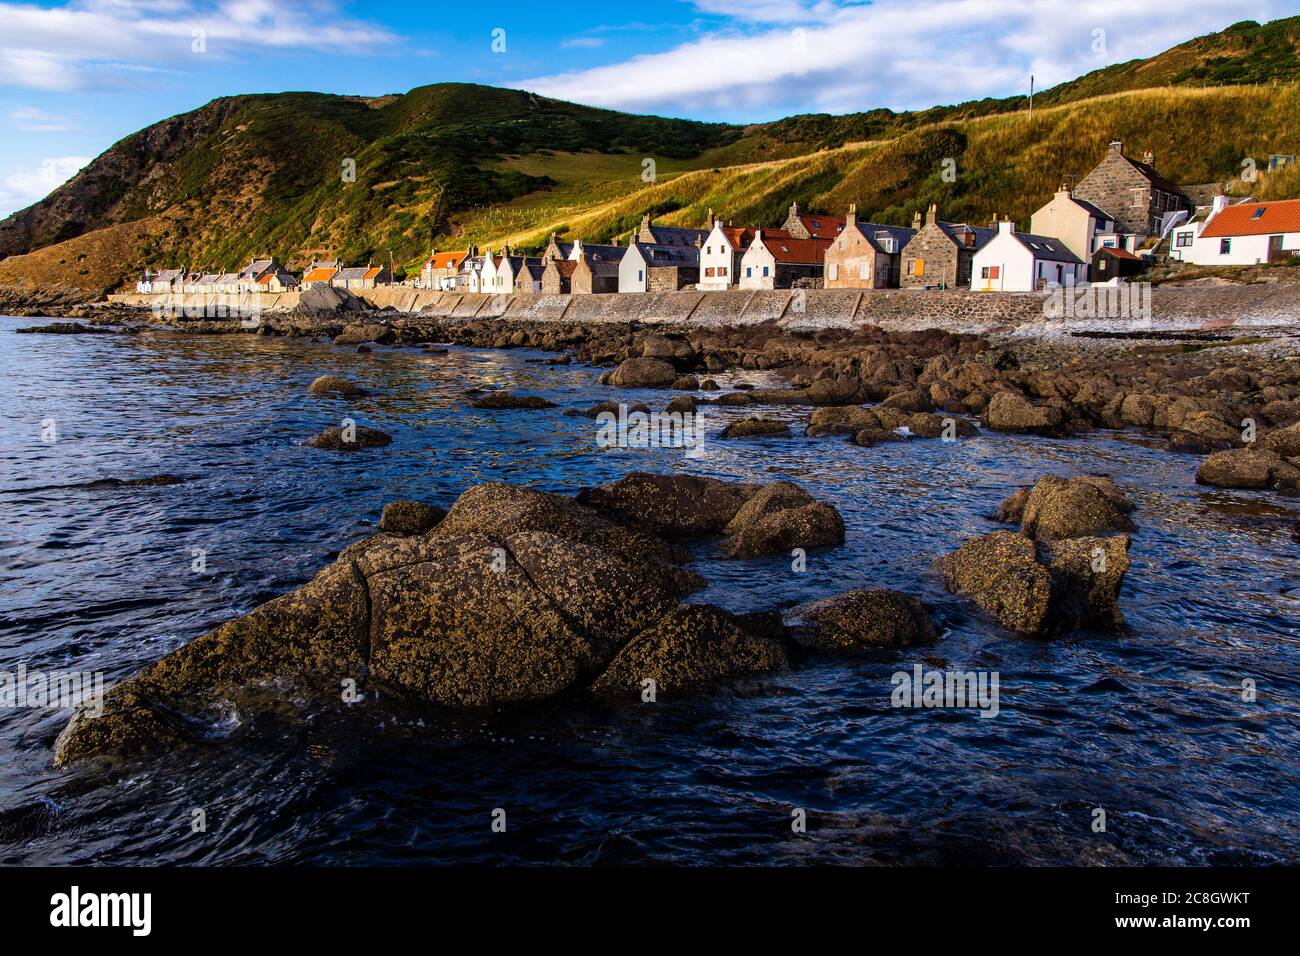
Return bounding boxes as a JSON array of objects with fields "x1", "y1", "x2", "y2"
[{"x1": 1269, "y1": 235, "x2": 1284, "y2": 262}]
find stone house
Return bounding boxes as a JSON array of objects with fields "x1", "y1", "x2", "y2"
[
  {"x1": 541, "y1": 258, "x2": 576, "y2": 294},
  {"x1": 900, "y1": 205, "x2": 995, "y2": 290},
  {"x1": 514, "y1": 260, "x2": 545, "y2": 294},
  {"x1": 738, "y1": 230, "x2": 831, "y2": 289},
  {"x1": 1072, "y1": 141, "x2": 1193, "y2": 246},
  {"x1": 780, "y1": 202, "x2": 847, "y2": 240},
  {"x1": 237, "y1": 257, "x2": 283, "y2": 291},
  {"x1": 635, "y1": 213, "x2": 709, "y2": 248},
  {"x1": 541, "y1": 232, "x2": 576, "y2": 262},
  {"x1": 256, "y1": 269, "x2": 300, "y2": 293},
  {"x1": 619, "y1": 242, "x2": 700, "y2": 292},
  {"x1": 572, "y1": 248, "x2": 623, "y2": 294},
  {"x1": 823, "y1": 204, "x2": 915, "y2": 289},
  {"x1": 332, "y1": 264, "x2": 390, "y2": 290},
  {"x1": 420, "y1": 249, "x2": 470, "y2": 290}
]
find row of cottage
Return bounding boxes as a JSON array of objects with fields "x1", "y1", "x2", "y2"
[
  {"x1": 138, "y1": 142, "x2": 1300, "y2": 298},
  {"x1": 136, "y1": 260, "x2": 392, "y2": 295},
  {"x1": 421, "y1": 142, "x2": 1298, "y2": 295}
]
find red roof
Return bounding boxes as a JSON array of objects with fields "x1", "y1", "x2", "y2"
[
  {"x1": 426, "y1": 251, "x2": 467, "y2": 270},
  {"x1": 718, "y1": 226, "x2": 792, "y2": 248},
  {"x1": 1097, "y1": 246, "x2": 1140, "y2": 260},
  {"x1": 362, "y1": 266, "x2": 384, "y2": 282},
  {"x1": 1201, "y1": 199, "x2": 1300, "y2": 239},
  {"x1": 552, "y1": 260, "x2": 577, "y2": 277},
  {"x1": 795, "y1": 213, "x2": 845, "y2": 239},
  {"x1": 756, "y1": 235, "x2": 832, "y2": 265},
  {"x1": 303, "y1": 266, "x2": 337, "y2": 282}
]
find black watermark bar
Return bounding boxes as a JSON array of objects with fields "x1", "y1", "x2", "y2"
[{"x1": 0, "y1": 866, "x2": 1285, "y2": 941}]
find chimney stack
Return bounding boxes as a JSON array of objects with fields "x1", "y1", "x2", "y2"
[
  {"x1": 1142, "y1": 150, "x2": 1155, "y2": 167},
  {"x1": 925, "y1": 203, "x2": 938, "y2": 226},
  {"x1": 912, "y1": 210, "x2": 923, "y2": 230},
  {"x1": 1108, "y1": 140, "x2": 1123, "y2": 157},
  {"x1": 847, "y1": 202, "x2": 857, "y2": 228}
]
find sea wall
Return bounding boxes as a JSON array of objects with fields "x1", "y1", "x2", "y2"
[{"x1": 104, "y1": 282, "x2": 1300, "y2": 334}]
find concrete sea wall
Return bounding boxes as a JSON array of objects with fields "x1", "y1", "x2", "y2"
[{"x1": 106, "y1": 283, "x2": 1300, "y2": 334}]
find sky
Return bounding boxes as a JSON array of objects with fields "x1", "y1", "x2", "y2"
[{"x1": 1, "y1": 0, "x2": 1297, "y2": 218}]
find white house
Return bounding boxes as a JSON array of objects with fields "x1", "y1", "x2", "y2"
[
  {"x1": 697, "y1": 222, "x2": 766, "y2": 290},
  {"x1": 737, "y1": 230, "x2": 830, "y2": 290},
  {"x1": 971, "y1": 220, "x2": 1086, "y2": 292},
  {"x1": 1175, "y1": 197, "x2": 1300, "y2": 266},
  {"x1": 1029, "y1": 186, "x2": 1123, "y2": 264},
  {"x1": 618, "y1": 242, "x2": 700, "y2": 293}
]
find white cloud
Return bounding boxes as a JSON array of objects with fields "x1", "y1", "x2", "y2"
[
  {"x1": 561, "y1": 37, "x2": 606, "y2": 49},
  {"x1": 521, "y1": 0, "x2": 1300, "y2": 118},
  {"x1": 9, "y1": 105, "x2": 75, "y2": 131},
  {"x1": 0, "y1": 155, "x2": 90, "y2": 217},
  {"x1": 0, "y1": 0, "x2": 397, "y2": 91}
]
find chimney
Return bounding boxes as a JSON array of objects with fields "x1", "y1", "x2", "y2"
[
  {"x1": 998, "y1": 220, "x2": 1014, "y2": 235},
  {"x1": 640, "y1": 212, "x2": 651, "y2": 233},
  {"x1": 707, "y1": 207, "x2": 715, "y2": 228},
  {"x1": 1108, "y1": 140, "x2": 1123, "y2": 157},
  {"x1": 1057, "y1": 183, "x2": 1070, "y2": 196},
  {"x1": 912, "y1": 210, "x2": 923, "y2": 230},
  {"x1": 925, "y1": 203, "x2": 938, "y2": 226},
  {"x1": 847, "y1": 202, "x2": 857, "y2": 228},
  {"x1": 1211, "y1": 193, "x2": 1229, "y2": 217},
  {"x1": 1142, "y1": 150, "x2": 1155, "y2": 167}
]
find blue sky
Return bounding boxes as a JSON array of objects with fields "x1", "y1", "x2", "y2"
[{"x1": 2, "y1": 0, "x2": 1297, "y2": 218}]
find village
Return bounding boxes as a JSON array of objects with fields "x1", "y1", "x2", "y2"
[{"x1": 134, "y1": 141, "x2": 1300, "y2": 303}]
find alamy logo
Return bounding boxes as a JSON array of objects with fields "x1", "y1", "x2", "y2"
[
  {"x1": 1042, "y1": 282, "x2": 1152, "y2": 323},
  {"x1": 891, "y1": 664, "x2": 1000, "y2": 718},
  {"x1": 0, "y1": 664, "x2": 104, "y2": 717},
  {"x1": 50, "y1": 886, "x2": 152, "y2": 936},
  {"x1": 595, "y1": 403, "x2": 705, "y2": 451}
]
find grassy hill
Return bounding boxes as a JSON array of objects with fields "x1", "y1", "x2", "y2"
[{"x1": 3, "y1": 16, "x2": 1300, "y2": 304}]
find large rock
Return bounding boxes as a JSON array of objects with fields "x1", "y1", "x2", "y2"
[
  {"x1": 720, "y1": 417, "x2": 791, "y2": 439},
  {"x1": 805, "y1": 405, "x2": 881, "y2": 437},
  {"x1": 983, "y1": 391, "x2": 1068, "y2": 436},
  {"x1": 468, "y1": 391, "x2": 557, "y2": 410},
  {"x1": 1001, "y1": 475, "x2": 1136, "y2": 541},
  {"x1": 935, "y1": 530, "x2": 1129, "y2": 636},
  {"x1": 608, "y1": 357, "x2": 678, "y2": 389},
  {"x1": 1260, "y1": 422, "x2": 1300, "y2": 459},
  {"x1": 379, "y1": 500, "x2": 446, "y2": 535},
  {"x1": 795, "y1": 589, "x2": 938, "y2": 654},
  {"x1": 720, "y1": 481, "x2": 845, "y2": 558},
  {"x1": 334, "y1": 322, "x2": 394, "y2": 346},
  {"x1": 578, "y1": 472, "x2": 757, "y2": 539},
  {"x1": 590, "y1": 605, "x2": 787, "y2": 699},
  {"x1": 55, "y1": 483, "x2": 726, "y2": 766},
  {"x1": 304, "y1": 425, "x2": 392, "y2": 450},
  {"x1": 308, "y1": 375, "x2": 367, "y2": 397},
  {"x1": 1195, "y1": 448, "x2": 1300, "y2": 490}
]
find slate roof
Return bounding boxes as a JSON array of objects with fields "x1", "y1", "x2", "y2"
[
  {"x1": 633, "y1": 242, "x2": 700, "y2": 267},
  {"x1": 580, "y1": 253, "x2": 623, "y2": 278},
  {"x1": 334, "y1": 267, "x2": 370, "y2": 282},
  {"x1": 1201, "y1": 198, "x2": 1300, "y2": 238},
  {"x1": 239, "y1": 258, "x2": 275, "y2": 278},
  {"x1": 937, "y1": 222, "x2": 997, "y2": 252},
  {"x1": 1011, "y1": 231, "x2": 1083, "y2": 264},
  {"x1": 578, "y1": 243, "x2": 627, "y2": 262},
  {"x1": 153, "y1": 269, "x2": 183, "y2": 283},
  {"x1": 646, "y1": 224, "x2": 709, "y2": 247},
  {"x1": 1067, "y1": 195, "x2": 1114, "y2": 222},
  {"x1": 849, "y1": 221, "x2": 915, "y2": 252},
  {"x1": 1124, "y1": 155, "x2": 1191, "y2": 201}
]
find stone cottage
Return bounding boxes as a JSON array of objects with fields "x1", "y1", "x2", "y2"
[
  {"x1": 541, "y1": 258, "x2": 576, "y2": 294},
  {"x1": 823, "y1": 204, "x2": 915, "y2": 289},
  {"x1": 781, "y1": 202, "x2": 847, "y2": 240},
  {"x1": 1072, "y1": 141, "x2": 1193, "y2": 245},
  {"x1": 900, "y1": 205, "x2": 995, "y2": 290},
  {"x1": 635, "y1": 213, "x2": 709, "y2": 248},
  {"x1": 572, "y1": 245, "x2": 624, "y2": 294}
]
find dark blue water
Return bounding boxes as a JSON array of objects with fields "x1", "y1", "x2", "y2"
[{"x1": 1, "y1": 316, "x2": 1297, "y2": 865}]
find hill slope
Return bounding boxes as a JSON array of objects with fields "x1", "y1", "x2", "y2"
[{"x1": 3, "y1": 17, "x2": 1300, "y2": 304}]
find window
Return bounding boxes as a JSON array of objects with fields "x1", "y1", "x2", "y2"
[
  {"x1": 1176, "y1": 232, "x2": 1193, "y2": 248},
  {"x1": 746, "y1": 267, "x2": 752, "y2": 278},
  {"x1": 990, "y1": 266, "x2": 1000, "y2": 279},
  {"x1": 638, "y1": 270, "x2": 644, "y2": 281},
  {"x1": 706, "y1": 246, "x2": 711, "y2": 254},
  {"x1": 859, "y1": 263, "x2": 870, "y2": 280},
  {"x1": 1220, "y1": 238, "x2": 1232, "y2": 254},
  {"x1": 981, "y1": 266, "x2": 990, "y2": 279},
  {"x1": 1252, "y1": 207, "x2": 1266, "y2": 219},
  {"x1": 762, "y1": 266, "x2": 769, "y2": 277},
  {"x1": 828, "y1": 263, "x2": 838, "y2": 280}
]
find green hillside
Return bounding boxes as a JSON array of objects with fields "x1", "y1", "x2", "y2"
[{"x1": 2, "y1": 16, "x2": 1300, "y2": 303}]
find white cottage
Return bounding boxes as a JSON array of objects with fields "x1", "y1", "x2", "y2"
[
  {"x1": 971, "y1": 220, "x2": 1086, "y2": 292},
  {"x1": 1176, "y1": 197, "x2": 1300, "y2": 266}
]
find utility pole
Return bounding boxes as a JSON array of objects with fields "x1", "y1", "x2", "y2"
[{"x1": 1029, "y1": 75, "x2": 1034, "y2": 116}]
